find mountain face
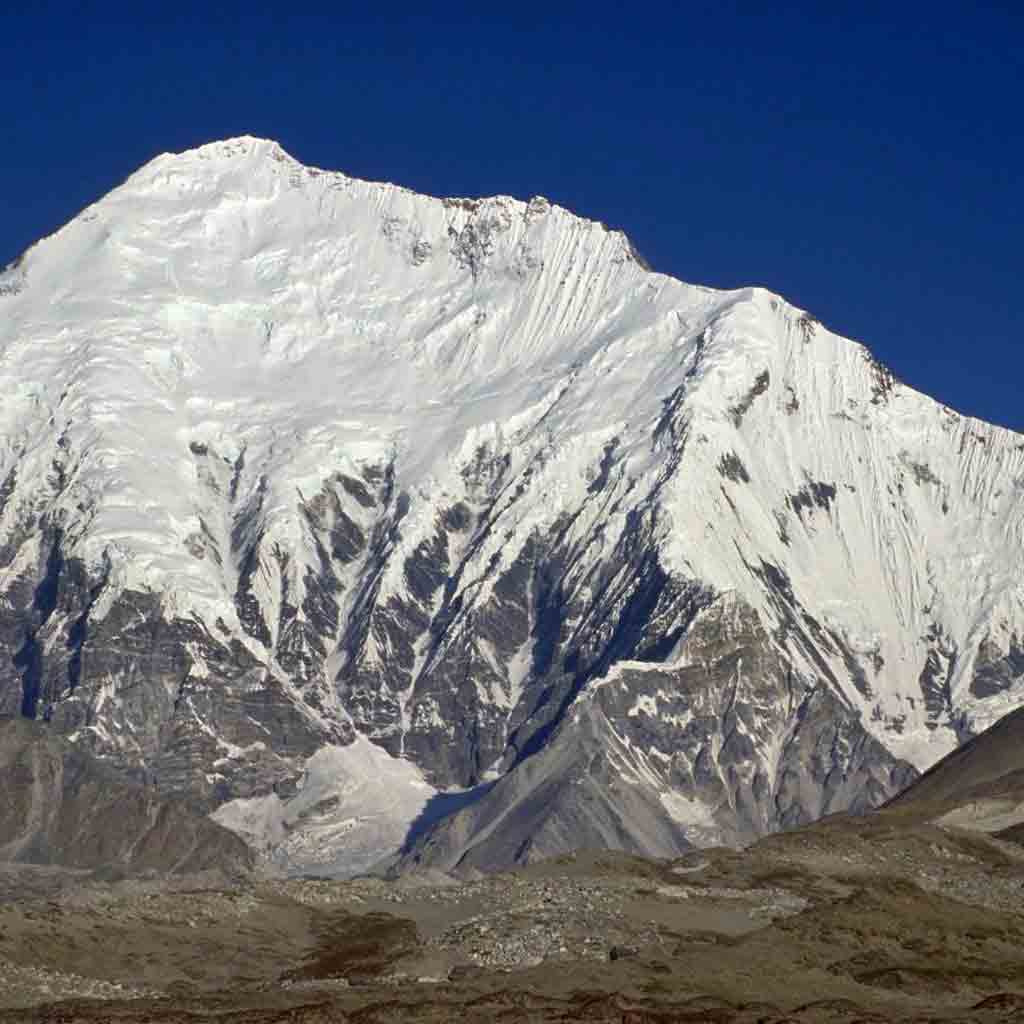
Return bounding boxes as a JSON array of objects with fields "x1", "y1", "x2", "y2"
[
  {"x1": 1, "y1": 136, "x2": 1023, "y2": 873},
  {"x1": 0, "y1": 717, "x2": 252, "y2": 874}
]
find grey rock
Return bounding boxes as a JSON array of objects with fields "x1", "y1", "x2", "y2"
[{"x1": 0, "y1": 717, "x2": 252, "y2": 873}]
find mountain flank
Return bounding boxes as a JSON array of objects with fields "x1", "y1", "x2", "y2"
[
  {"x1": 0, "y1": 716, "x2": 252, "y2": 874},
  {"x1": 1, "y1": 136, "x2": 1023, "y2": 872},
  {"x1": 884, "y1": 704, "x2": 1024, "y2": 838}
]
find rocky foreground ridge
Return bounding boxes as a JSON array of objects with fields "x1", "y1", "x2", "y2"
[
  {"x1": 3, "y1": 812, "x2": 1024, "y2": 1022},
  {"x1": 1, "y1": 136, "x2": 1023, "y2": 872}
]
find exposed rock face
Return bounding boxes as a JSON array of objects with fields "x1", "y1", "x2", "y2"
[
  {"x1": 400, "y1": 598, "x2": 918, "y2": 871},
  {"x1": 0, "y1": 718, "x2": 252, "y2": 873},
  {"x1": 1, "y1": 136, "x2": 1023, "y2": 871}
]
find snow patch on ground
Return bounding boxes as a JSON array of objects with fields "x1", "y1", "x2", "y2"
[
  {"x1": 660, "y1": 791, "x2": 718, "y2": 829},
  {"x1": 212, "y1": 734, "x2": 435, "y2": 877}
]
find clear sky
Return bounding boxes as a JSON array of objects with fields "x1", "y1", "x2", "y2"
[{"x1": 4, "y1": 2, "x2": 1021, "y2": 430}]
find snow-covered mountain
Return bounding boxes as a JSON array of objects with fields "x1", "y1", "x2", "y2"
[{"x1": 2, "y1": 136, "x2": 1023, "y2": 873}]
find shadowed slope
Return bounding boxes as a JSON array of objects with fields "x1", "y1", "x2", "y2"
[
  {"x1": 0, "y1": 717, "x2": 252, "y2": 874},
  {"x1": 884, "y1": 704, "x2": 1024, "y2": 834}
]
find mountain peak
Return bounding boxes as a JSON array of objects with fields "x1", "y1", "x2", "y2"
[
  {"x1": 4, "y1": 142, "x2": 1024, "y2": 877},
  {"x1": 121, "y1": 138, "x2": 641, "y2": 267},
  {"x1": 160, "y1": 134, "x2": 297, "y2": 166},
  {"x1": 123, "y1": 135, "x2": 307, "y2": 193}
]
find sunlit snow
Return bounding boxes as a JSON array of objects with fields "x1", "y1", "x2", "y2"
[{"x1": 3, "y1": 137, "x2": 1024, "y2": 867}]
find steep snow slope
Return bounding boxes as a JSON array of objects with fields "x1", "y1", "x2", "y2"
[{"x1": 1, "y1": 137, "x2": 1023, "y2": 872}]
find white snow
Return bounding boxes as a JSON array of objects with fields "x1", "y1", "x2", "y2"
[
  {"x1": 3, "y1": 136, "x2": 1024, "y2": 866},
  {"x1": 212, "y1": 733, "x2": 435, "y2": 876},
  {"x1": 628, "y1": 695, "x2": 658, "y2": 718},
  {"x1": 660, "y1": 791, "x2": 719, "y2": 829}
]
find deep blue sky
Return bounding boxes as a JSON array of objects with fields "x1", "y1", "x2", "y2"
[{"x1": 4, "y1": 2, "x2": 1021, "y2": 430}]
